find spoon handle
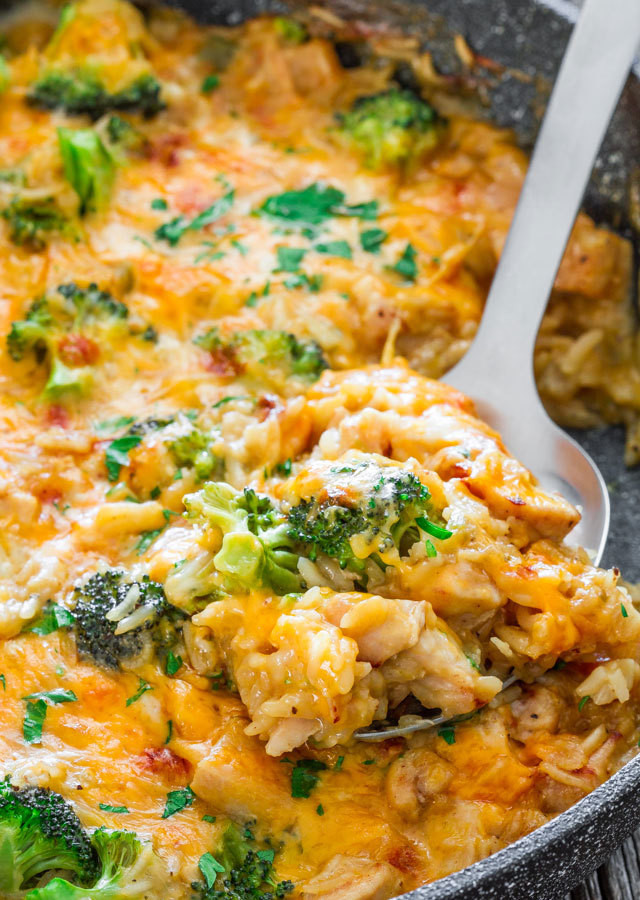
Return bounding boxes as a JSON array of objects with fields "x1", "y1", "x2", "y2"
[{"x1": 446, "y1": 0, "x2": 640, "y2": 404}]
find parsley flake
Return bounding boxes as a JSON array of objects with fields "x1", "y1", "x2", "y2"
[
  {"x1": 125, "y1": 677, "x2": 153, "y2": 707},
  {"x1": 315, "y1": 240, "x2": 352, "y2": 259},
  {"x1": 99, "y1": 803, "x2": 129, "y2": 814},
  {"x1": 165, "y1": 651, "x2": 183, "y2": 676},
  {"x1": 275, "y1": 246, "x2": 307, "y2": 272},
  {"x1": 360, "y1": 228, "x2": 388, "y2": 253},
  {"x1": 105, "y1": 434, "x2": 142, "y2": 482},
  {"x1": 162, "y1": 785, "x2": 195, "y2": 819},
  {"x1": 23, "y1": 699, "x2": 47, "y2": 744},
  {"x1": 202, "y1": 74, "x2": 220, "y2": 94},
  {"x1": 438, "y1": 726, "x2": 456, "y2": 745},
  {"x1": 390, "y1": 242, "x2": 418, "y2": 281},
  {"x1": 290, "y1": 759, "x2": 327, "y2": 798},
  {"x1": 199, "y1": 851, "x2": 225, "y2": 888},
  {"x1": 28, "y1": 602, "x2": 75, "y2": 635}
]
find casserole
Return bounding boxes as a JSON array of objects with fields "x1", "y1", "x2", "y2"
[{"x1": 0, "y1": 1, "x2": 639, "y2": 899}]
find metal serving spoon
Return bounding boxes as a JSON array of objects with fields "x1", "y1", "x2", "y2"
[{"x1": 356, "y1": 0, "x2": 640, "y2": 742}]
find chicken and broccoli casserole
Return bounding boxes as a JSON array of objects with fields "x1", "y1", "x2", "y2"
[{"x1": 1, "y1": 1, "x2": 640, "y2": 898}]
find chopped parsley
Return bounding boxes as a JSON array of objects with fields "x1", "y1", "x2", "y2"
[
  {"x1": 202, "y1": 814, "x2": 217, "y2": 824},
  {"x1": 165, "y1": 651, "x2": 183, "y2": 676},
  {"x1": 155, "y1": 189, "x2": 234, "y2": 246},
  {"x1": 125, "y1": 677, "x2": 153, "y2": 707},
  {"x1": 23, "y1": 699, "x2": 47, "y2": 744},
  {"x1": 621, "y1": 603, "x2": 629, "y2": 618},
  {"x1": 284, "y1": 272, "x2": 323, "y2": 291},
  {"x1": 0, "y1": 674, "x2": 5, "y2": 691},
  {"x1": 275, "y1": 246, "x2": 307, "y2": 272},
  {"x1": 27, "y1": 602, "x2": 75, "y2": 635},
  {"x1": 260, "y1": 183, "x2": 377, "y2": 227},
  {"x1": 202, "y1": 74, "x2": 220, "y2": 94},
  {"x1": 578, "y1": 695, "x2": 590, "y2": 712},
  {"x1": 161, "y1": 785, "x2": 195, "y2": 819},
  {"x1": 390, "y1": 242, "x2": 418, "y2": 281},
  {"x1": 316, "y1": 804, "x2": 325, "y2": 816},
  {"x1": 360, "y1": 228, "x2": 387, "y2": 253},
  {"x1": 212, "y1": 395, "x2": 249, "y2": 409},
  {"x1": 105, "y1": 434, "x2": 142, "y2": 482},
  {"x1": 315, "y1": 240, "x2": 352, "y2": 259},
  {"x1": 425, "y1": 539, "x2": 437, "y2": 558},
  {"x1": 289, "y1": 758, "x2": 327, "y2": 798},
  {"x1": 334, "y1": 755, "x2": 344, "y2": 771},
  {"x1": 95, "y1": 415, "x2": 136, "y2": 434},
  {"x1": 22, "y1": 688, "x2": 77, "y2": 704},
  {"x1": 135, "y1": 528, "x2": 164, "y2": 555},
  {"x1": 164, "y1": 719, "x2": 173, "y2": 745},
  {"x1": 151, "y1": 198, "x2": 168, "y2": 211},
  {"x1": 438, "y1": 726, "x2": 456, "y2": 745},
  {"x1": 199, "y1": 851, "x2": 225, "y2": 888},
  {"x1": 99, "y1": 803, "x2": 129, "y2": 814}
]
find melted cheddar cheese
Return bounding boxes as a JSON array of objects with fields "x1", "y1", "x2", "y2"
[{"x1": 1, "y1": 3, "x2": 640, "y2": 899}]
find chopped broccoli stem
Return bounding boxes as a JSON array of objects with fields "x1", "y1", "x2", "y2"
[
  {"x1": 336, "y1": 88, "x2": 445, "y2": 170},
  {"x1": 72, "y1": 570, "x2": 184, "y2": 670},
  {"x1": 58, "y1": 128, "x2": 116, "y2": 215},
  {"x1": 0, "y1": 780, "x2": 97, "y2": 892},
  {"x1": 1, "y1": 197, "x2": 69, "y2": 250},
  {"x1": 25, "y1": 826, "x2": 162, "y2": 899},
  {"x1": 28, "y1": 71, "x2": 164, "y2": 119}
]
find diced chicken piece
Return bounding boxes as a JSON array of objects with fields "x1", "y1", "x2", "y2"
[
  {"x1": 576, "y1": 659, "x2": 640, "y2": 706},
  {"x1": 191, "y1": 730, "x2": 294, "y2": 822},
  {"x1": 510, "y1": 686, "x2": 563, "y2": 742},
  {"x1": 382, "y1": 605, "x2": 502, "y2": 715},
  {"x1": 385, "y1": 749, "x2": 454, "y2": 820},
  {"x1": 303, "y1": 856, "x2": 402, "y2": 900}
]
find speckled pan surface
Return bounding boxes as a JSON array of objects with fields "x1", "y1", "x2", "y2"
[{"x1": 157, "y1": 0, "x2": 640, "y2": 896}]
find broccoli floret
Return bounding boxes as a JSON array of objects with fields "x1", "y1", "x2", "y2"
[
  {"x1": 184, "y1": 483, "x2": 301, "y2": 595},
  {"x1": 191, "y1": 823, "x2": 293, "y2": 900},
  {"x1": 72, "y1": 570, "x2": 184, "y2": 671},
  {"x1": 1, "y1": 197, "x2": 69, "y2": 250},
  {"x1": 6, "y1": 282, "x2": 129, "y2": 398},
  {"x1": 286, "y1": 459, "x2": 442, "y2": 576},
  {"x1": 58, "y1": 127, "x2": 116, "y2": 215},
  {"x1": 169, "y1": 428, "x2": 221, "y2": 482},
  {"x1": 273, "y1": 17, "x2": 308, "y2": 45},
  {"x1": 25, "y1": 826, "x2": 163, "y2": 899},
  {"x1": 163, "y1": 552, "x2": 222, "y2": 612},
  {"x1": 104, "y1": 116, "x2": 147, "y2": 158},
  {"x1": 194, "y1": 328, "x2": 328, "y2": 390},
  {"x1": 336, "y1": 88, "x2": 445, "y2": 170},
  {"x1": 0, "y1": 780, "x2": 98, "y2": 893},
  {"x1": 28, "y1": 71, "x2": 164, "y2": 120}
]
